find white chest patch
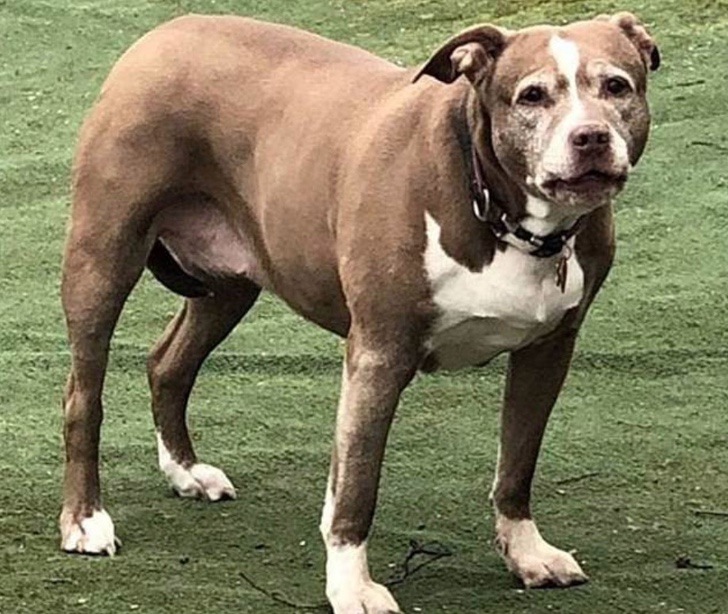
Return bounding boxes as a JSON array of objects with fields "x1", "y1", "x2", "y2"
[{"x1": 424, "y1": 214, "x2": 584, "y2": 370}]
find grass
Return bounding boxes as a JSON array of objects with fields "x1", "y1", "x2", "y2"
[{"x1": 1, "y1": 0, "x2": 727, "y2": 612}]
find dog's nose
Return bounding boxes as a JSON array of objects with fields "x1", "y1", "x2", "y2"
[{"x1": 570, "y1": 123, "x2": 611, "y2": 152}]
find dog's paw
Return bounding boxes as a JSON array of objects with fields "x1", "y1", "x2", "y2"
[
  {"x1": 60, "y1": 507, "x2": 119, "y2": 556},
  {"x1": 505, "y1": 542, "x2": 587, "y2": 588},
  {"x1": 328, "y1": 581, "x2": 401, "y2": 614},
  {"x1": 157, "y1": 434, "x2": 236, "y2": 501},
  {"x1": 496, "y1": 518, "x2": 587, "y2": 588},
  {"x1": 164, "y1": 461, "x2": 237, "y2": 501}
]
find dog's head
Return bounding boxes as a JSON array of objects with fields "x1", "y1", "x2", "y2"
[{"x1": 415, "y1": 13, "x2": 659, "y2": 214}]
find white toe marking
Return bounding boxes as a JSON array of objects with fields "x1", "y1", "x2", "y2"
[
  {"x1": 187, "y1": 464, "x2": 236, "y2": 501},
  {"x1": 326, "y1": 542, "x2": 369, "y2": 599},
  {"x1": 496, "y1": 517, "x2": 587, "y2": 587},
  {"x1": 320, "y1": 480, "x2": 400, "y2": 613},
  {"x1": 61, "y1": 509, "x2": 117, "y2": 556},
  {"x1": 156, "y1": 432, "x2": 236, "y2": 501},
  {"x1": 325, "y1": 541, "x2": 400, "y2": 614}
]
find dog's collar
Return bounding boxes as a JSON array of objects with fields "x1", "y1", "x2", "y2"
[{"x1": 470, "y1": 148, "x2": 581, "y2": 259}]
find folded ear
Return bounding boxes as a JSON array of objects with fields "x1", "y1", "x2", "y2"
[
  {"x1": 604, "y1": 12, "x2": 660, "y2": 71},
  {"x1": 413, "y1": 24, "x2": 509, "y2": 84}
]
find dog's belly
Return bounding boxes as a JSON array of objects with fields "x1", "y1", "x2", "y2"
[
  {"x1": 423, "y1": 214, "x2": 584, "y2": 371},
  {"x1": 426, "y1": 315, "x2": 559, "y2": 370}
]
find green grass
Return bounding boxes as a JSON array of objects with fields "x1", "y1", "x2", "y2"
[{"x1": 1, "y1": 0, "x2": 728, "y2": 612}]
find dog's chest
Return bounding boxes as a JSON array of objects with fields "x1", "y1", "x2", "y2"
[{"x1": 423, "y1": 215, "x2": 584, "y2": 371}]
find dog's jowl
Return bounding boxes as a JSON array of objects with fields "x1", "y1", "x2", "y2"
[{"x1": 59, "y1": 11, "x2": 658, "y2": 613}]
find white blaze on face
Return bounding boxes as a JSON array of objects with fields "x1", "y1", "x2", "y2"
[
  {"x1": 538, "y1": 35, "x2": 586, "y2": 184},
  {"x1": 550, "y1": 35, "x2": 583, "y2": 113},
  {"x1": 536, "y1": 34, "x2": 631, "y2": 192}
]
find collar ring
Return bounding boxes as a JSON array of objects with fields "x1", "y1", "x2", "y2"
[{"x1": 472, "y1": 187, "x2": 490, "y2": 222}]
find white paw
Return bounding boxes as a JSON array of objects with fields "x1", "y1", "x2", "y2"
[
  {"x1": 60, "y1": 508, "x2": 118, "y2": 556},
  {"x1": 328, "y1": 581, "x2": 401, "y2": 614},
  {"x1": 164, "y1": 461, "x2": 237, "y2": 501},
  {"x1": 325, "y1": 542, "x2": 401, "y2": 614},
  {"x1": 496, "y1": 518, "x2": 587, "y2": 588},
  {"x1": 157, "y1": 433, "x2": 236, "y2": 501}
]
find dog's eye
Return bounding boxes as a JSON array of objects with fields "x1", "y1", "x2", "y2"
[
  {"x1": 517, "y1": 85, "x2": 547, "y2": 105},
  {"x1": 605, "y1": 76, "x2": 631, "y2": 97}
]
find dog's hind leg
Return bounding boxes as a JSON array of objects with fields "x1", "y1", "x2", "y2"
[
  {"x1": 147, "y1": 282, "x2": 260, "y2": 501},
  {"x1": 59, "y1": 96, "x2": 195, "y2": 553},
  {"x1": 60, "y1": 214, "x2": 149, "y2": 555}
]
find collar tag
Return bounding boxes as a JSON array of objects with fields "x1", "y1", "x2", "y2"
[{"x1": 556, "y1": 255, "x2": 569, "y2": 292}]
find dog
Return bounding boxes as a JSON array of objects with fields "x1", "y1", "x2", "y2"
[{"x1": 59, "y1": 11, "x2": 658, "y2": 613}]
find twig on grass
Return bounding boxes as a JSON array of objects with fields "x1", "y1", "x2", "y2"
[
  {"x1": 692, "y1": 508, "x2": 728, "y2": 518},
  {"x1": 675, "y1": 555, "x2": 714, "y2": 570},
  {"x1": 238, "y1": 538, "x2": 453, "y2": 611},
  {"x1": 555, "y1": 471, "x2": 600, "y2": 486},
  {"x1": 239, "y1": 570, "x2": 330, "y2": 611},
  {"x1": 615, "y1": 419, "x2": 653, "y2": 429},
  {"x1": 44, "y1": 577, "x2": 73, "y2": 585},
  {"x1": 688, "y1": 140, "x2": 728, "y2": 153},
  {"x1": 665, "y1": 79, "x2": 706, "y2": 88},
  {"x1": 385, "y1": 539, "x2": 454, "y2": 588}
]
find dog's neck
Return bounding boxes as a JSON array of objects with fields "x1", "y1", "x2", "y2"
[
  {"x1": 421, "y1": 83, "x2": 586, "y2": 269},
  {"x1": 519, "y1": 194, "x2": 586, "y2": 239},
  {"x1": 462, "y1": 91, "x2": 527, "y2": 224}
]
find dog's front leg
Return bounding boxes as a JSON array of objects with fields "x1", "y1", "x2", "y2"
[
  {"x1": 491, "y1": 328, "x2": 589, "y2": 588},
  {"x1": 320, "y1": 339, "x2": 417, "y2": 614}
]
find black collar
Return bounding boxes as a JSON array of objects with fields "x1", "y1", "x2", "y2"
[{"x1": 470, "y1": 147, "x2": 581, "y2": 259}]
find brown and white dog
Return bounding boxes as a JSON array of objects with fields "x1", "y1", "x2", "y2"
[{"x1": 59, "y1": 12, "x2": 658, "y2": 613}]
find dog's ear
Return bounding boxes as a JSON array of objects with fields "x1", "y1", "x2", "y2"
[
  {"x1": 602, "y1": 12, "x2": 660, "y2": 71},
  {"x1": 413, "y1": 24, "x2": 509, "y2": 84}
]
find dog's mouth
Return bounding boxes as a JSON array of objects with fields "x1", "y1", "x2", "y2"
[{"x1": 543, "y1": 169, "x2": 628, "y2": 194}]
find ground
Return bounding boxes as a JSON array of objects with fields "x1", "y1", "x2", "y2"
[{"x1": 1, "y1": 0, "x2": 727, "y2": 612}]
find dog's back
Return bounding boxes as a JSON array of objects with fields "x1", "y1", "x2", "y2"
[{"x1": 71, "y1": 15, "x2": 427, "y2": 328}]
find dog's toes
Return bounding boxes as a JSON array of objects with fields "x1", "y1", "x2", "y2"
[
  {"x1": 519, "y1": 550, "x2": 588, "y2": 588},
  {"x1": 328, "y1": 581, "x2": 401, "y2": 614},
  {"x1": 189, "y1": 463, "x2": 237, "y2": 501},
  {"x1": 166, "y1": 462, "x2": 237, "y2": 501},
  {"x1": 60, "y1": 508, "x2": 118, "y2": 556},
  {"x1": 496, "y1": 518, "x2": 587, "y2": 589}
]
